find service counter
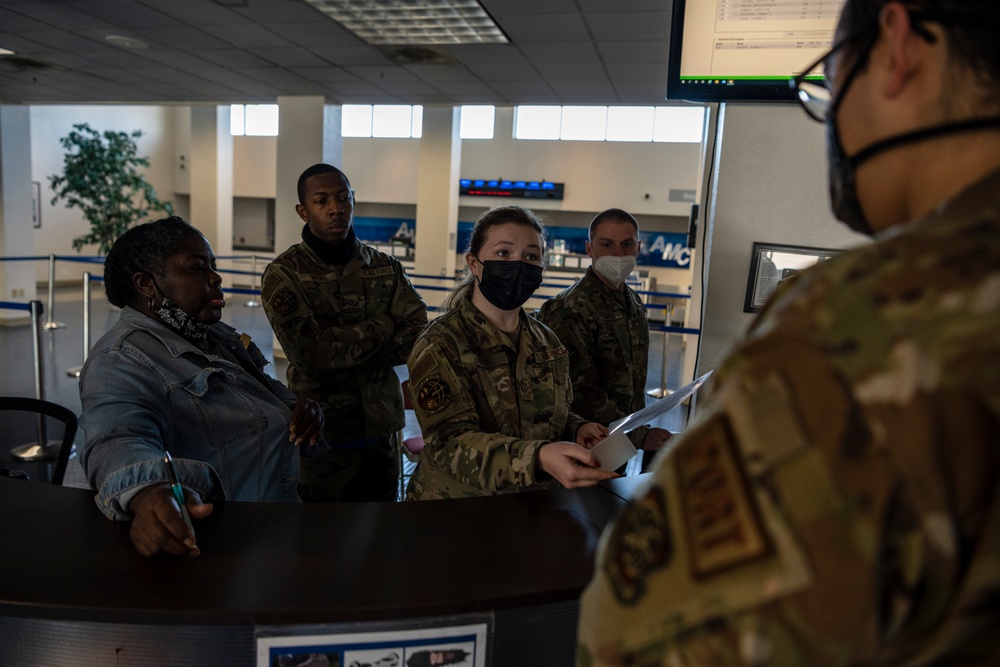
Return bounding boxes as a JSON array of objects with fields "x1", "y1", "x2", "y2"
[{"x1": 0, "y1": 474, "x2": 647, "y2": 666}]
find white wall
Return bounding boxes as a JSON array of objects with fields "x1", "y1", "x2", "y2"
[
  {"x1": 30, "y1": 105, "x2": 175, "y2": 283},
  {"x1": 697, "y1": 104, "x2": 868, "y2": 372}
]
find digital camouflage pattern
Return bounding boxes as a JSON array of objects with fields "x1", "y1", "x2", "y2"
[
  {"x1": 577, "y1": 169, "x2": 1000, "y2": 666},
  {"x1": 406, "y1": 294, "x2": 589, "y2": 500},
  {"x1": 539, "y1": 267, "x2": 650, "y2": 447},
  {"x1": 261, "y1": 239, "x2": 427, "y2": 499}
]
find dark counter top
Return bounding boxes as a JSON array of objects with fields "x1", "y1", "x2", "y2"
[{"x1": 0, "y1": 475, "x2": 641, "y2": 626}]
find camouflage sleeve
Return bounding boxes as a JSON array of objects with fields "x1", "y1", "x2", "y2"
[
  {"x1": 363, "y1": 261, "x2": 428, "y2": 368},
  {"x1": 539, "y1": 297, "x2": 624, "y2": 426},
  {"x1": 407, "y1": 332, "x2": 548, "y2": 492},
  {"x1": 563, "y1": 410, "x2": 588, "y2": 442},
  {"x1": 578, "y1": 335, "x2": 999, "y2": 666},
  {"x1": 261, "y1": 263, "x2": 396, "y2": 371}
]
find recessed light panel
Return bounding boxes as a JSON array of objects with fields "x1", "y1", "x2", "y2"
[{"x1": 303, "y1": 0, "x2": 508, "y2": 45}]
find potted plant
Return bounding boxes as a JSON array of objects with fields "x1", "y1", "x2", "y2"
[{"x1": 49, "y1": 123, "x2": 173, "y2": 254}]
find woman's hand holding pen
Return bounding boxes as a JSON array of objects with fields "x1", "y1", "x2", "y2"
[
  {"x1": 128, "y1": 484, "x2": 213, "y2": 557},
  {"x1": 289, "y1": 398, "x2": 324, "y2": 446}
]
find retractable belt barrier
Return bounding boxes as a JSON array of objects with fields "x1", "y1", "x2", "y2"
[{"x1": 4, "y1": 253, "x2": 700, "y2": 401}]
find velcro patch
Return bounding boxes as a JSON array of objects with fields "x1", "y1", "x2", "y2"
[
  {"x1": 604, "y1": 486, "x2": 672, "y2": 605},
  {"x1": 361, "y1": 266, "x2": 394, "y2": 278},
  {"x1": 533, "y1": 344, "x2": 568, "y2": 363},
  {"x1": 675, "y1": 417, "x2": 769, "y2": 578},
  {"x1": 416, "y1": 376, "x2": 453, "y2": 415},
  {"x1": 270, "y1": 288, "x2": 299, "y2": 316}
]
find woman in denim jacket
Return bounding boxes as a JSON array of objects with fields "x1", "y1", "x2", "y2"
[{"x1": 79, "y1": 217, "x2": 326, "y2": 557}]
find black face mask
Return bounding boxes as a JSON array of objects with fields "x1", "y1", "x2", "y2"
[
  {"x1": 475, "y1": 259, "x2": 544, "y2": 311},
  {"x1": 826, "y1": 53, "x2": 1000, "y2": 235}
]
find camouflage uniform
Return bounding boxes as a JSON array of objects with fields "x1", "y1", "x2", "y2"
[
  {"x1": 539, "y1": 267, "x2": 650, "y2": 447},
  {"x1": 261, "y1": 238, "x2": 427, "y2": 501},
  {"x1": 406, "y1": 293, "x2": 589, "y2": 500},
  {"x1": 578, "y1": 169, "x2": 1000, "y2": 666}
]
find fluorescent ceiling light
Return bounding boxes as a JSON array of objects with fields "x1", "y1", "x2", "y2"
[{"x1": 303, "y1": 0, "x2": 507, "y2": 45}]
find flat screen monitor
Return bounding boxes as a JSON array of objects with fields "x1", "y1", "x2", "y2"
[{"x1": 666, "y1": 0, "x2": 846, "y2": 103}]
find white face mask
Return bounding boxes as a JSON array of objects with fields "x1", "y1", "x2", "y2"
[{"x1": 593, "y1": 255, "x2": 636, "y2": 288}]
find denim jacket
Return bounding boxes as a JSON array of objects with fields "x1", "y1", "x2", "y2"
[{"x1": 79, "y1": 307, "x2": 326, "y2": 520}]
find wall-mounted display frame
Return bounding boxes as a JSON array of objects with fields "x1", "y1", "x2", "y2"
[{"x1": 744, "y1": 242, "x2": 839, "y2": 313}]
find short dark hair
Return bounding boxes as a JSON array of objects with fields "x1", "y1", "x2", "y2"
[
  {"x1": 297, "y1": 163, "x2": 351, "y2": 205},
  {"x1": 103, "y1": 216, "x2": 203, "y2": 308},
  {"x1": 839, "y1": 0, "x2": 1000, "y2": 102},
  {"x1": 589, "y1": 208, "x2": 639, "y2": 241}
]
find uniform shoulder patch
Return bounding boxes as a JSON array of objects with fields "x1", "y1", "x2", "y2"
[
  {"x1": 415, "y1": 376, "x2": 453, "y2": 415},
  {"x1": 270, "y1": 287, "x2": 299, "y2": 316},
  {"x1": 604, "y1": 486, "x2": 672, "y2": 606},
  {"x1": 675, "y1": 417, "x2": 770, "y2": 578}
]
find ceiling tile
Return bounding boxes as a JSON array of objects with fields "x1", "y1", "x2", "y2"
[
  {"x1": 310, "y1": 46, "x2": 394, "y2": 67},
  {"x1": 597, "y1": 40, "x2": 669, "y2": 64},
  {"x1": 288, "y1": 66, "x2": 360, "y2": 83},
  {"x1": 536, "y1": 62, "x2": 607, "y2": 82},
  {"x1": 482, "y1": 0, "x2": 578, "y2": 13},
  {"x1": 404, "y1": 63, "x2": 479, "y2": 83},
  {"x1": 585, "y1": 11, "x2": 670, "y2": 41},
  {"x1": 518, "y1": 42, "x2": 600, "y2": 65},
  {"x1": 191, "y1": 49, "x2": 276, "y2": 69},
  {"x1": 254, "y1": 48, "x2": 331, "y2": 68},
  {"x1": 232, "y1": 67, "x2": 308, "y2": 84},
  {"x1": 605, "y1": 62, "x2": 668, "y2": 81},
  {"x1": 206, "y1": 23, "x2": 297, "y2": 49},
  {"x1": 495, "y1": 13, "x2": 589, "y2": 43},
  {"x1": 72, "y1": 0, "x2": 179, "y2": 28},
  {"x1": 264, "y1": 20, "x2": 362, "y2": 47},
  {"x1": 344, "y1": 66, "x2": 419, "y2": 83},
  {"x1": 133, "y1": 25, "x2": 229, "y2": 49},
  {"x1": 135, "y1": 0, "x2": 252, "y2": 26}
]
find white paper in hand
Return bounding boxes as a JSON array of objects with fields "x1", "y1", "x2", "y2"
[{"x1": 607, "y1": 370, "x2": 713, "y2": 435}]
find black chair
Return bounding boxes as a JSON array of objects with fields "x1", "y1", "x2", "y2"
[{"x1": 0, "y1": 397, "x2": 78, "y2": 485}]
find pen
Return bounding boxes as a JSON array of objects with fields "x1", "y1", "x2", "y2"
[{"x1": 163, "y1": 450, "x2": 196, "y2": 537}]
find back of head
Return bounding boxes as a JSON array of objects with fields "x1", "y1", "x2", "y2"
[
  {"x1": 444, "y1": 205, "x2": 548, "y2": 310},
  {"x1": 297, "y1": 163, "x2": 350, "y2": 205},
  {"x1": 589, "y1": 208, "x2": 639, "y2": 240},
  {"x1": 103, "y1": 216, "x2": 202, "y2": 308},
  {"x1": 840, "y1": 0, "x2": 1000, "y2": 106}
]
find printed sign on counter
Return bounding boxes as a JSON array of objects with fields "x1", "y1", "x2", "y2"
[{"x1": 256, "y1": 622, "x2": 487, "y2": 667}]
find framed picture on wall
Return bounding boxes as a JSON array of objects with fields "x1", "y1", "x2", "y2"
[
  {"x1": 744, "y1": 242, "x2": 839, "y2": 313},
  {"x1": 31, "y1": 181, "x2": 42, "y2": 229}
]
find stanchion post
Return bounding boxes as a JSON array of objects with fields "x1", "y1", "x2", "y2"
[
  {"x1": 67, "y1": 271, "x2": 92, "y2": 378},
  {"x1": 12, "y1": 299, "x2": 59, "y2": 462},
  {"x1": 43, "y1": 253, "x2": 65, "y2": 330},
  {"x1": 647, "y1": 302, "x2": 674, "y2": 399},
  {"x1": 245, "y1": 254, "x2": 260, "y2": 308}
]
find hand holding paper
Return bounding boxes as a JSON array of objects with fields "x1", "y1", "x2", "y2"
[{"x1": 590, "y1": 371, "x2": 713, "y2": 471}]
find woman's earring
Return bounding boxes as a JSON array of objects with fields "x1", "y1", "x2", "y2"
[{"x1": 148, "y1": 295, "x2": 155, "y2": 311}]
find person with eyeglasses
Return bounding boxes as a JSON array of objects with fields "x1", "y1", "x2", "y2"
[
  {"x1": 261, "y1": 164, "x2": 428, "y2": 503},
  {"x1": 577, "y1": 1, "x2": 1000, "y2": 664}
]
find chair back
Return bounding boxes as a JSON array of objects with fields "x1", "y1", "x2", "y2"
[{"x1": 0, "y1": 397, "x2": 79, "y2": 485}]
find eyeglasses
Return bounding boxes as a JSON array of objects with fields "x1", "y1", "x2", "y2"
[
  {"x1": 791, "y1": 11, "x2": 941, "y2": 123},
  {"x1": 789, "y1": 40, "x2": 847, "y2": 122}
]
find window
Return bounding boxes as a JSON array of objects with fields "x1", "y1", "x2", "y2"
[
  {"x1": 606, "y1": 107, "x2": 655, "y2": 142},
  {"x1": 513, "y1": 105, "x2": 706, "y2": 143},
  {"x1": 653, "y1": 106, "x2": 705, "y2": 143},
  {"x1": 560, "y1": 106, "x2": 607, "y2": 142},
  {"x1": 230, "y1": 104, "x2": 279, "y2": 136},
  {"x1": 460, "y1": 105, "x2": 495, "y2": 139},
  {"x1": 514, "y1": 106, "x2": 561, "y2": 140},
  {"x1": 341, "y1": 104, "x2": 423, "y2": 138}
]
